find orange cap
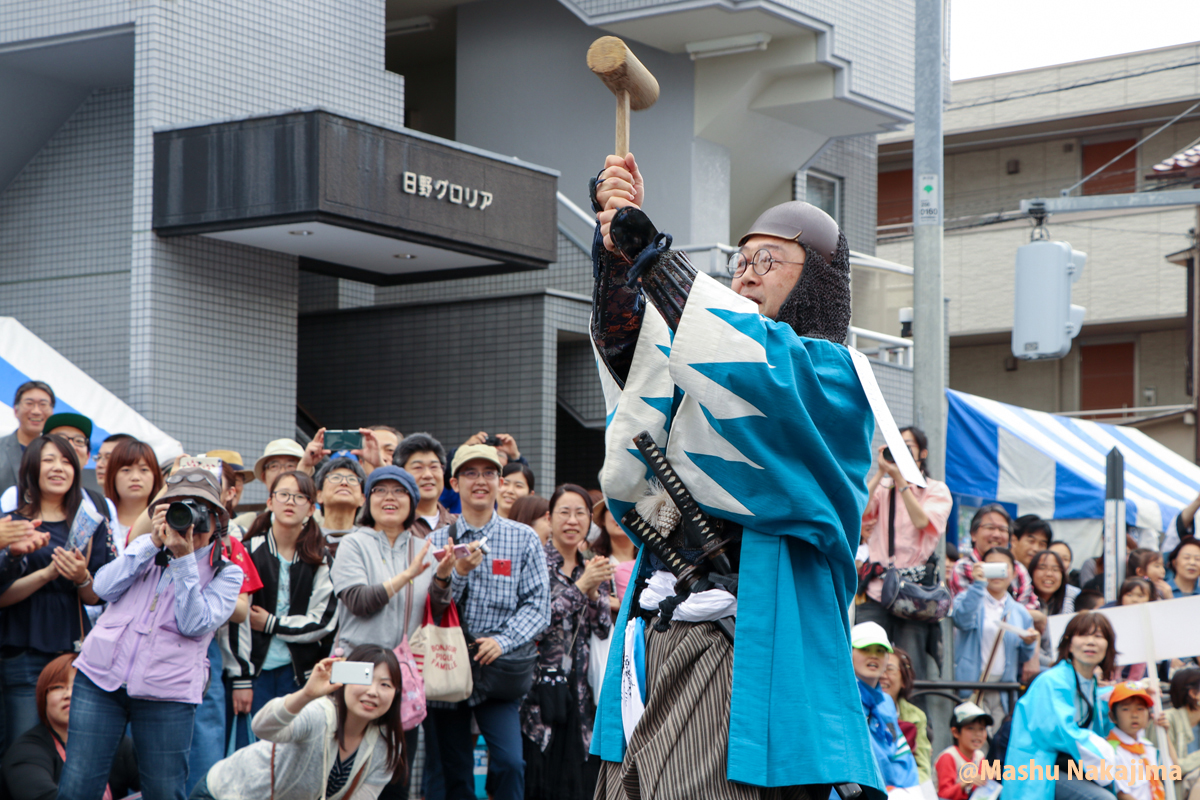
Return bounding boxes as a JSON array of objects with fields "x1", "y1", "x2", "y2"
[{"x1": 1109, "y1": 682, "x2": 1154, "y2": 708}]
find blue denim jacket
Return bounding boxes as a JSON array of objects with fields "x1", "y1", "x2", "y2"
[{"x1": 951, "y1": 579, "x2": 1035, "y2": 711}]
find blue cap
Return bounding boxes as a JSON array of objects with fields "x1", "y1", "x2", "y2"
[
  {"x1": 330, "y1": 450, "x2": 359, "y2": 462},
  {"x1": 363, "y1": 465, "x2": 419, "y2": 509}
]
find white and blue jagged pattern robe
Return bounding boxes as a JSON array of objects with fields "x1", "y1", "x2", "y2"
[{"x1": 589, "y1": 271, "x2": 886, "y2": 797}]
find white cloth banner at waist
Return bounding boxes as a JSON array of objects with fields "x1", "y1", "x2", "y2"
[
  {"x1": 621, "y1": 617, "x2": 647, "y2": 743},
  {"x1": 638, "y1": 570, "x2": 737, "y2": 621}
]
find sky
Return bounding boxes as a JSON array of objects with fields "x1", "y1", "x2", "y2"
[{"x1": 950, "y1": 0, "x2": 1200, "y2": 80}]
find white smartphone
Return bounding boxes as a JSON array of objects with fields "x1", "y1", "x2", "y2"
[
  {"x1": 433, "y1": 543, "x2": 472, "y2": 560},
  {"x1": 981, "y1": 562, "x2": 1009, "y2": 580},
  {"x1": 330, "y1": 660, "x2": 374, "y2": 686}
]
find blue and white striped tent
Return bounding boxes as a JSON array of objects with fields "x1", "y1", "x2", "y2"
[
  {"x1": 947, "y1": 388, "x2": 1200, "y2": 535},
  {"x1": 0, "y1": 317, "x2": 182, "y2": 464}
]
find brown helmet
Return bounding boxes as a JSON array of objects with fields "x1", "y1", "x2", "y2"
[{"x1": 738, "y1": 201, "x2": 840, "y2": 263}]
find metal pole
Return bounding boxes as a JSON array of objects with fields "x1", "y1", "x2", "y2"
[
  {"x1": 914, "y1": 0, "x2": 948, "y2": 691},
  {"x1": 1103, "y1": 447, "x2": 1126, "y2": 602},
  {"x1": 912, "y1": 0, "x2": 946, "y2": 482}
]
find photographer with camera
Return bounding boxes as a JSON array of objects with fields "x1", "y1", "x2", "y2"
[
  {"x1": 857, "y1": 426, "x2": 953, "y2": 681},
  {"x1": 55, "y1": 467, "x2": 244, "y2": 800}
]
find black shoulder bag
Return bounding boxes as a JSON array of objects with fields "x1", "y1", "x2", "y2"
[
  {"x1": 880, "y1": 486, "x2": 952, "y2": 622},
  {"x1": 453, "y1": 519, "x2": 539, "y2": 702}
]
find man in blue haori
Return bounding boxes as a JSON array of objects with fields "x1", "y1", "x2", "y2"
[{"x1": 587, "y1": 154, "x2": 892, "y2": 800}]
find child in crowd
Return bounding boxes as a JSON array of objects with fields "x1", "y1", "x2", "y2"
[
  {"x1": 1128, "y1": 549, "x2": 1174, "y2": 600},
  {"x1": 1106, "y1": 682, "x2": 1166, "y2": 800},
  {"x1": 1118, "y1": 578, "x2": 1154, "y2": 606},
  {"x1": 1115, "y1": 578, "x2": 1160, "y2": 681},
  {"x1": 1074, "y1": 589, "x2": 1106, "y2": 611},
  {"x1": 852, "y1": 621, "x2": 923, "y2": 799},
  {"x1": 935, "y1": 702, "x2": 992, "y2": 800}
]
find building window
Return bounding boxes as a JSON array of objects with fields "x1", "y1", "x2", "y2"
[
  {"x1": 1079, "y1": 341, "x2": 1135, "y2": 413},
  {"x1": 1080, "y1": 139, "x2": 1136, "y2": 195},
  {"x1": 806, "y1": 170, "x2": 842, "y2": 224},
  {"x1": 877, "y1": 168, "x2": 912, "y2": 226}
]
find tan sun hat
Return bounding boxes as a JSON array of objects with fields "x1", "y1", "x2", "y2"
[
  {"x1": 738, "y1": 201, "x2": 840, "y2": 262},
  {"x1": 253, "y1": 439, "x2": 305, "y2": 483},
  {"x1": 450, "y1": 444, "x2": 502, "y2": 477}
]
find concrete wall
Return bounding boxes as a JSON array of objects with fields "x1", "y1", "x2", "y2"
[
  {"x1": 456, "y1": 0, "x2": 698, "y2": 243},
  {"x1": 877, "y1": 206, "x2": 1192, "y2": 337},
  {"x1": 800, "y1": 134, "x2": 878, "y2": 254},
  {"x1": 949, "y1": 326, "x2": 1188, "y2": 415},
  {"x1": 2, "y1": 0, "x2": 407, "y2": 466},
  {"x1": 298, "y1": 293, "x2": 561, "y2": 488},
  {"x1": 0, "y1": 87, "x2": 133, "y2": 400}
]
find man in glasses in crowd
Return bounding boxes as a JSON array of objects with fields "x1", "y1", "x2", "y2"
[
  {"x1": 427, "y1": 444, "x2": 549, "y2": 800},
  {"x1": 0, "y1": 380, "x2": 55, "y2": 495},
  {"x1": 947, "y1": 504, "x2": 1039, "y2": 611}
]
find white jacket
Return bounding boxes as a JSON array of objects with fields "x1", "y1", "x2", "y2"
[{"x1": 204, "y1": 696, "x2": 393, "y2": 800}]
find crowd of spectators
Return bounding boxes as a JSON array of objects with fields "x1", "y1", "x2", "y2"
[
  {"x1": 7, "y1": 374, "x2": 1200, "y2": 800},
  {"x1": 0, "y1": 379, "x2": 640, "y2": 800},
  {"x1": 849, "y1": 424, "x2": 1200, "y2": 800}
]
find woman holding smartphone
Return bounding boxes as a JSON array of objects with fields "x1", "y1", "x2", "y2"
[
  {"x1": 193, "y1": 646, "x2": 407, "y2": 800},
  {"x1": 329, "y1": 466, "x2": 454, "y2": 799}
]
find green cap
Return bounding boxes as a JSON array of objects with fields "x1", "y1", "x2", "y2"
[
  {"x1": 44, "y1": 412, "x2": 94, "y2": 441},
  {"x1": 850, "y1": 621, "x2": 893, "y2": 652}
]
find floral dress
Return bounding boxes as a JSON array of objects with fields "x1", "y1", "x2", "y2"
[{"x1": 520, "y1": 541, "x2": 612, "y2": 754}]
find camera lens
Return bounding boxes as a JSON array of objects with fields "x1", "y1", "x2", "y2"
[{"x1": 165, "y1": 500, "x2": 202, "y2": 533}]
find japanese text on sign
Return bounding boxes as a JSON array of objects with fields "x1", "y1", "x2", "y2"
[{"x1": 402, "y1": 171, "x2": 492, "y2": 210}]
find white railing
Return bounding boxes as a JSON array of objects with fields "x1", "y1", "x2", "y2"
[
  {"x1": 678, "y1": 242, "x2": 738, "y2": 275},
  {"x1": 1055, "y1": 404, "x2": 1194, "y2": 420},
  {"x1": 848, "y1": 326, "x2": 913, "y2": 367}
]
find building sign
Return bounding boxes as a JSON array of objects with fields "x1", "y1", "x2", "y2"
[
  {"x1": 152, "y1": 110, "x2": 557, "y2": 275},
  {"x1": 402, "y1": 172, "x2": 493, "y2": 210}
]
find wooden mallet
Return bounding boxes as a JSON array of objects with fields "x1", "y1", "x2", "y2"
[{"x1": 587, "y1": 36, "x2": 660, "y2": 157}]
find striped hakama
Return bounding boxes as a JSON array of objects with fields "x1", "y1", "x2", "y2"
[{"x1": 594, "y1": 616, "x2": 828, "y2": 800}]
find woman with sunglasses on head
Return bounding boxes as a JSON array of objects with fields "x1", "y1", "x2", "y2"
[
  {"x1": 192, "y1": 646, "x2": 407, "y2": 800},
  {"x1": 55, "y1": 467, "x2": 244, "y2": 800},
  {"x1": 0, "y1": 435, "x2": 111, "y2": 753},
  {"x1": 226, "y1": 471, "x2": 339, "y2": 729}
]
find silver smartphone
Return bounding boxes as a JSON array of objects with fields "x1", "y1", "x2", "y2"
[{"x1": 330, "y1": 660, "x2": 374, "y2": 686}]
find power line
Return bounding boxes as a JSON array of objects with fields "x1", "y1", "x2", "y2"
[{"x1": 949, "y1": 58, "x2": 1200, "y2": 111}]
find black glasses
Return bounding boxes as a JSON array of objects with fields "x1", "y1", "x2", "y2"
[{"x1": 727, "y1": 249, "x2": 805, "y2": 278}]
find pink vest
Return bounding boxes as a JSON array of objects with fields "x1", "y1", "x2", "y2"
[{"x1": 76, "y1": 556, "x2": 218, "y2": 704}]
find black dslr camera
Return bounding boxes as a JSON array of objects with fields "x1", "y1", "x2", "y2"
[{"x1": 165, "y1": 500, "x2": 210, "y2": 534}]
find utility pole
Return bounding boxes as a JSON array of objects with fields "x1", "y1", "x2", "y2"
[
  {"x1": 912, "y1": 0, "x2": 946, "y2": 479},
  {"x1": 913, "y1": 0, "x2": 949, "y2": 691}
]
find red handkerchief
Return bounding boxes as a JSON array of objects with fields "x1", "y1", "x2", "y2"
[{"x1": 492, "y1": 559, "x2": 512, "y2": 576}]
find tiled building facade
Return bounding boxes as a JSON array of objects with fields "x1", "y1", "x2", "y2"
[{"x1": 2, "y1": 0, "x2": 915, "y2": 496}]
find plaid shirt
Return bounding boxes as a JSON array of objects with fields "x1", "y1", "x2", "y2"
[
  {"x1": 949, "y1": 547, "x2": 1038, "y2": 611},
  {"x1": 429, "y1": 512, "x2": 550, "y2": 705}
]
